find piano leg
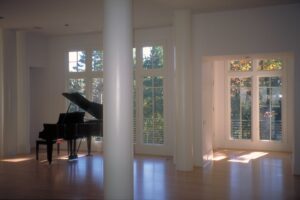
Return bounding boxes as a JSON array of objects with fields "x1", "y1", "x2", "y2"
[
  {"x1": 87, "y1": 135, "x2": 92, "y2": 156},
  {"x1": 46, "y1": 141, "x2": 53, "y2": 164},
  {"x1": 68, "y1": 139, "x2": 78, "y2": 160},
  {"x1": 68, "y1": 140, "x2": 71, "y2": 156},
  {"x1": 73, "y1": 139, "x2": 78, "y2": 159}
]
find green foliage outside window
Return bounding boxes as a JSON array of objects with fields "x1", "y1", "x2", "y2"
[
  {"x1": 230, "y1": 77, "x2": 252, "y2": 139},
  {"x1": 143, "y1": 46, "x2": 163, "y2": 69},
  {"x1": 92, "y1": 50, "x2": 104, "y2": 71},
  {"x1": 143, "y1": 76, "x2": 164, "y2": 145},
  {"x1": 92, "y1": 78, "x2": 104, "y2": 103},
  {"x1": 230, "y1": 58, "x2": 252, "y2": 72},
  {"x1": 258, "y1": 59, "x2": 283, "y2": 71},
  {"x1": 68, "y1": 51, "x2": 86, "y2": 72},
  {"x1": 68, "y1": 78, "x2": 86, "y2": 112},
  {"x1": 259, "y1": 77, "x2": 282, "y2": 141}
]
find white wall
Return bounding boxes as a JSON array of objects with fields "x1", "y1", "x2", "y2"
[
  {"x1": 16, "y1": 32, "x2": 30, "y2": 154},
  {"x1": 26, "y1": 33, "x2": 48, "y2": 68},
  {"x1": 193, "y1": 4, "x2": 300, "y2": 173},
  {"x1": 30, "y1": 67, "x2": 49, "y2": 147},
  {"x1": 2, "y1": 30, "x2": 18, "y2": 156},
  {"x1": 200, "y1": 60, "x2": 214, "y2": 166},
  {"x1": 0, "y1": 30, "x2": 30, "y2": 156},
  {"x1": 27, "y1": 33, "x2": 49, "y2": 147}
]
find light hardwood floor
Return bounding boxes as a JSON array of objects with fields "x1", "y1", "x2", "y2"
[{"x1": 0, "y1": 149, "x2": 300, "y2": 199}]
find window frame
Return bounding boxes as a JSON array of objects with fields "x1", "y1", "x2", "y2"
[
  {"x1": 134, "y1": 39, "x2": 172, "y2": 156},
  {"x1": 66, "y1": 49, "x2": 103, "y2": 107},
  {"x1": 136, "y1": 43, "x2": 167, "y2": 146},
  {"x1": 225, "y1": 55, "x2": 287, "y2": 145}
]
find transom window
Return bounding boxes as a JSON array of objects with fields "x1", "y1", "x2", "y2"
[{"x1": 228, "y1": 57, "x2": 284, "y2": 141}]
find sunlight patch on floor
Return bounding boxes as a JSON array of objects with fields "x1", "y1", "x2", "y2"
[
  {"x1": 212, "y1": 152, "x2": 227, "y2": 161},
  {"x1": 57, "y1": 154, "x2": 86, "y2": 160},
  {"x1": 0, "y1": 157, "x2": 34, "y2": 163},
  {"x1": 228, "y1": 151, "x2": 268, "y2": 163}
]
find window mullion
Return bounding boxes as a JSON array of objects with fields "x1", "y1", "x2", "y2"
[{"x1": 252, "y1": 76, "x2": 258, "y2": 142}]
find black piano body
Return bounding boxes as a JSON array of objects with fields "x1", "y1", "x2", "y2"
[{"x1": 38, "y1": 92, "x2": 103, "y2": 164}]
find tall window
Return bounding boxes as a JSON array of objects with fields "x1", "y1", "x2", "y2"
[
  {"x1": 230, "y1": 77, "x2": 252, "y2": 139},
  {"x1": 143, "y1": 76, "x2": 164, "y2": 144},
  {"x1": 141, "y1": 46, "x2": 164, "y2": 145},
  {"x1": 259, "y1": 77, "x2": 282, "y2": 140},
  {"x1": 228, "y1": 57, "x2": 284, "y2": 141},
  {"x1": 67, "y1": 50, "x2": 104, "y2": 113}
]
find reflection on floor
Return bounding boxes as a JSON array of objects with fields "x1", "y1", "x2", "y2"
[{"x1": 0, "y1": 150, "x2": 300, "y2": 199}]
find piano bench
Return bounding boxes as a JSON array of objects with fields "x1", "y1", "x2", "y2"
[{"x1": 36, "y1": 140, "x2": 60, "y2": 161}]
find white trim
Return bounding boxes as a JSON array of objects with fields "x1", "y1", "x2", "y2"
[
  {"x1": 134, "y1": 28, "x2": 173, "y2": 156},
  {"x1": 224, "y1": 55, "x2": 289, "y2": 151}
]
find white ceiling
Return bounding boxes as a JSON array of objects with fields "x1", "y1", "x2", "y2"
[{"x1": 0, "y1": 0, "x2": 299, "y2": 36}]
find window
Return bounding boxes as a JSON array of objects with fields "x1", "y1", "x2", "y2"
[
  {"x1": 228, "y1": 57, "x2": 284, "y2": 141},
  {"x1": 140, "y1": 45, "x2": 165, "y2": 145},
  {"x1": 68, "y1": 49, "x2": 137, "y2": 143},
  {"x1": 230, "y1": 77, "x2": 252, "y2": 139},
  {"x1": 230, "y1": 57, "x2": 252, "y2": 72},
  {"x1": 68, "y1": 51, "x2": 86, "y2": 72},
  {"x1": 92, "y1": 50, "x2": 104, "y2": 72},
  {"x1": 143, "y1": 76, "x2": 164, "y2": 144},
  {"x1": 143, "y1": 46, "x2": 163, "y2": 69},
  {"x1": 67, "y1": 50, "x2": 104, "y2": 113},
  {"x1": 259, "y1": 77, "x2": 282, "y2": 140}
]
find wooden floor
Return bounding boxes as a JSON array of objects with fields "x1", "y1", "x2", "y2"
[{"x1": 0, "y1": 149, "x2": 300, "y2": 200}]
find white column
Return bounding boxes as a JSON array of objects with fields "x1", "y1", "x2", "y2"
[
  {"x1": 0, "y1": 29, "x2": 4, "y2": 157},
  {"x1": 103, "y1": 0, "x2": 133, "y2": 199},
  {"x1": 174, "y1": 10, "x2": 194, "y2": 171}
]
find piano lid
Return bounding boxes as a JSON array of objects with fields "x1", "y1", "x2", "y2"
[{"x1": 62, "y1": 92, "x2": 102, "y2": 119}]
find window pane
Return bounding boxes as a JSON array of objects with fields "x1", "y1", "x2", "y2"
[
  {"x1": 68, "y1": 51, "x2": 86, "y2": 72},
  {"x1": 258, "y1": 59, "x2": 283, "y2": 71},
  {"x1": 154, "y1": 76, "x2": 163, "y2": 87},
  {"x1": 230, "y1": 58, "x2": 252, "y2": 72},
  {"x1": 230, "y1": 77, "x2": 252, "y2": 139},
  {"x1": 133, "y1": 48, "x2": 136, "y2": 67},
  {"x1": 143, "y1": 76, "x2": 152, "y2": 87},
  {"x1": 69, "y1": 52, "x2": 77, "y2": 62},
  {"x1": 154, "y1": 88, "x2": 163, "y2": 117},
  {"x1": 92, "y1": 78, "x2": 104, "y2": 103},
  {"x1": 143, "y1": 46, "x2": 163, "y2": 69},
  {"x1": 259, "y1": 77, "x2": 282, "y2": 141},
  {"x1": 68, "y1": 78, "x2": 86, "y2": 112},
  {"x1": 68, "y1": 78, "x2": 86, "y2": 94},
  {"x1": 92, "y1": 50, "x2": 104, "y2": 71},
  {"x1": 143, "y1": 76, "x2": 164, "y2": 144}
]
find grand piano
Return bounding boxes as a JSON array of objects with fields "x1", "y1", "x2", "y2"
[{"x1": 38, "y1": 92, "x2": 103, "y2": 164}]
